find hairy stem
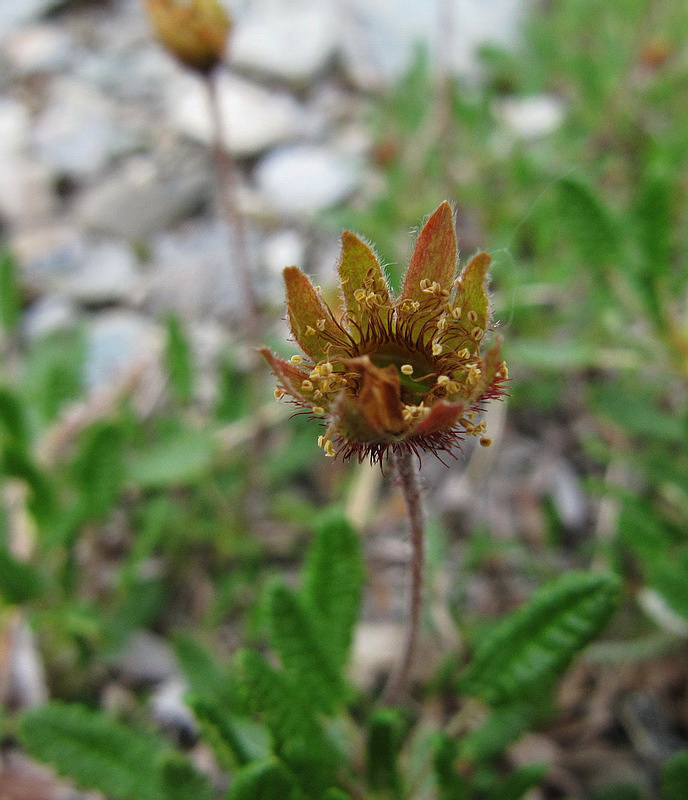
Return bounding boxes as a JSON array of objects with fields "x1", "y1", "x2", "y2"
[
  {"x1": 382, "y1": 450, "x2": 426, "y2": 704},
  {"x1": 204, "y1": 71, "x2": 260, "y2": 332}
]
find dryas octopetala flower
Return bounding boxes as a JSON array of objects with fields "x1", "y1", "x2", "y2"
[
  {"x1": 260, "y1": 202, "x2": 508, "y2": 464},
  {"x1": 144, "y1": 0, "x2": 231, "y2": 75}
]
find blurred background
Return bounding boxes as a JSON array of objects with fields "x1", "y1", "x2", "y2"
[{"x1": 1, "y1": 0, "x2": 688, "y2": 797}]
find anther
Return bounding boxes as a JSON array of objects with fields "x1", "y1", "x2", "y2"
[
  {"x1": 467, "y1": 310, "x2": 479, "y2": 324},
  {"x1": 432, "y1": 342, "x2": 443, "y2": 356},
  {"x1": 290, "y1": 355, "x2": 303, "y2": 364},
  {"x1": 400, "y1": 364, "x2": 414, "y2": 376}
]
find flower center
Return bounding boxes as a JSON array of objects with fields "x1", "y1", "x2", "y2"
[{"x1": 367, "y1": 347, "x2": 434, "y2": 403}]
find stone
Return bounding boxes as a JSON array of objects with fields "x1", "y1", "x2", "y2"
[
  {"x1": 84, "y1": 311, "x2": 163, "y2": 393},
  {"x1": 76, "y1": 148, "x2": 213, "y2": 239},
  {"x1": 166, "y1": 71, "x2": 304, "y2": 158},
  {"x1": 5, "y1": 24, "x2": 72, "y2": 75},
  {"x1": 496, "y1": 94, "x2": 566, "y2": 139},
  {"x1": 0, "y1": 99, "x2": 31, "y2": 158},
  {"x1": 115, "y1": 630, "x2": 178, "y2": 686},
  {"x1": 0, "y1": 157, "x2": 57, "y2": 226},
  {"x1": 12, "y1": 225, "x2": 140, "y2": 305},
  {"x1": 260, "y1": 229, "x2": 307, "y2": 278},
  {"x1": 231, "y1": 4, "x2": 338, "y2": 84},
  {"x1": 254, "y1": 144, "x2": 361, "y2": 215},
  {"x1": 22, "y1": 295, "x2": 78, "y2": 341},
  {"x1": 32, "y1": 78, "x2": 136, "y2": 178}
]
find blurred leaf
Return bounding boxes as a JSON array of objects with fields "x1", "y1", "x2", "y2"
[
  {"x1": 70, "y1": 421, "x2": 126, "y2": 520},
  {"x1": 590, "y1": 384, "x2": 685, "y2": 442},
  {"x1": 158, "y1": 752, "x2": 214, "y2": 800},
  {"x1": 164, "y1": 315, "x2": 194, "y2": 405},
  {"x1": 556, "y1": 177, "x2": 620, "y2": 270},
  {"x1": 0, "y1": 249, "x2": 20, "y2": 334},
  {"x1": 127, "y1": 427, "x2": 215, "y2": 488},
  {"x1": 433, "y1": 734, "x2": 468, "y2": 800},
  {"x1": 650, "y1": 549, "x2": 688, "y2": 621},
  {"x1": 485, "y1": 763, "x2": 548, "y2": 800},
  {"x1": 19, "y1": 703, "x2": 165, "y2": 800},
  {"x1": 0, "y1": 387, "x2": 29, "y2": 451},
  {"x1": 366, "y1": 708, "x2": 405, "y2": 799},
  {"x1": 1, "y1": 445, "x2": 54, "y2": 524},
  {"x1": 0, "y1": 543, "x2": 43, "y2": 604},
  {"x1": 225, "y1": 758, "x2": 299, "y2": 800},
  {"x1": 661, "y1": 749, "x2": 688, "y2": 800},
  {"x1": 457, "y1": 701, "x2": 540, "y2": 763},
  {"x1": 301, "y1": 508, "x2": 365, "y2": 670},
  {"x1": 215, "y1": 355, "x2": 249, "y2": 423},
  {"x1": 267, "y1": 582, "x2": 346, "y2": 713},
  {"x1": 459, "y1": 572, "x2": 620, "y2": 705},
  {"x1": 190, "y1": 695, "x2": 271, "y2": 767}
]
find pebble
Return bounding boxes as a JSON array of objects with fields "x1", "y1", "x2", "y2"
[
  {"x1": 0, "y1": 157, "x2": 57, "y2": 226},
  {"x1": 166, "y1": 71, "x2": 304, "y2": 158},
  {"x1": 115, "y1": 629, "x2": 179, "y2": 686},
  {"x1": 260, "y1": 228, "x2": 307, "y2": 278},
  {"x1": 0, "y1": 98, "x2": 31, "y2": 157},
  {"x1": 254, "y1": 144, "x2": 361, "y2": 215},
  {"x1": 22, "y1": 294, "x2": 78, "y2": 341},
  {"x1": 496, "y1": 94, "x2": 566, "y2": 139},
  {"x1": 76, "y1": 148, "x2": 213, "y2": 239},
  {"x1": 32, "y1": 78, "x2": 136, "y2": 178},
  {"x1": 5, "y1": 24, "x2": 73, "y2": 75},
  {"x1": 231, "y1": 4, "x2": 338, "y2": 84}
]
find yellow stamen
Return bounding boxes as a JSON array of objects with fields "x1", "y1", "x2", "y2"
[
  {"x1": 467, "y1": 310, "x2": 479, "y2": 324},
  {"x1": 451, "y1": 306, "x2": 462, "y2": 320},
  {"x1": 316, "y1": 318, "x2": 327, "y2": 331},
  {"x1": 290, "y1": 355, "x2": 303, "y2": 364},
  {"x1": 305, "y1": 325, "x2": 316, "y2": 336},
  {"x1": 432, "y1": 342, "x2": 443, "y2": 356},
  {"x1": 301, "y1": 380, "x2": 314, "y2": 391},
  {"x1": 457, "y1": 348, "x2": 469, "y2": 359},
  {"x1": 471, "y1": 327, "x2": 484, "y2": 341},
  {"x1": 480, "y1": 437, "x2": 492, "y2": 447},
  {"x1": 401, "y1": 364, "x2": 414, "y2": 376},
  {"x1": 274, "y1": 387, "x2": 285, "y2": 399},
  {"x1": 436, "y1": 375, "x2": 449, "y2": 386},
  {"x1": 313, "y1": 406, "x2": 325, "y2": 415}
]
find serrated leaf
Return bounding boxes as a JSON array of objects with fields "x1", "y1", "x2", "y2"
[
  {"x1": 190, "y1": 695, "x2": 271, "y2": 767},
  {"x1": 267, "y1": 582, "x2": 347, "y2": 713},
  {"x1": 164, "y1": 314, "x2": 194, "y2": 404},
  {"x1": 459, "y1": 572, "x2": 620, "y2": 705},
  {"x1": 301, "y1": 508, "x2": 364, "y2": 669},
  {"x1": 19, "y1": 703, "x2": 166, "y2": 800},
  {"x1": 556, "y1": 177, "x2": 620, "y2": 270},
  {"x1": 159, "y1": 752, "x2": 215, "y2": 800},
  {"x1": 70, "y1": 421, "x2": 126, "y2": 520},
  {"x1": 225, "y1": 758, "x2": 299, "y2": 800}
]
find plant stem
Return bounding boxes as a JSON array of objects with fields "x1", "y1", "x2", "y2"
[
  {"x1": 382, "y1": 450, "x2": 426, "y2": 704},
  {"x1": 204, "y1": 70, "x2": 260, "y2": 333}
]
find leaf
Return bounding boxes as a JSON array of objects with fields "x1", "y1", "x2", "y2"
[
  {"x1": 459, "y1": 572, "x2": 620, "y2": 705},
  {"x1": 126, "y1": 427, "x2": 215, "y2": 488},
  {"x1": 401, "y1": 201, "x2": 458, "y2": 302},
  {"x1": 164, "y1": 314, "x2": 194, "y2": 404},
  {"x1": 0, "y1": 543, "x2": 43, "y2": 604},
  {"x1": 70, "y1": 421, "x2": 126, "y2": 520},
  {"x1": 267, "y1": 582, "x2": 346, "y2": 713},
  {"x1": 159, "y1": 752, "x2": 215, "y2": 800},
  {"x1": 457, "y1": 701, "x2": 540, "y2": 763},
  {"x1": 1, "y1": 445, "x2": 54, "y2": 524},
  {"x1": 0, "y1": 249, "x2": 20, "y2": 334},
  {"x1": 485, "y1": 764, "x2": 548, "y2": 800},
  {"x1": 661, "y1": 749, "x2": 688, "y2": 800},
  {"x1": 432, "y1": 734, "x2": 468, "y2": 800},
  {"x1": 0, "y1": 387, "x2": 29, "y2": 451},
  {"x1": 173, "y1": 633, "x2": 235, "y2": 706},
  {"x1": 301, "y1": 508, "x2": 365, "y2": 669},
  {"x1": 649, "y1": 549, "x2": 688, "y2": 622},
  {"x1": 19, "y1": 703, "x2": 166, "y2": 800},
  {"x1": 556, "y1": 177, "x2": 620, "y2": 270},
  {"x1": 225, "y1": 758, "x2": 299, "y2": 800},
  {"x1": 190, "y1": 695, "x2": 271, "y2": 767},
  {"x1": 366, "y1": 708, "x2": 405, "y2": 799}
]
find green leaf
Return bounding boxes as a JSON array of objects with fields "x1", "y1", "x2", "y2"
[
  {"x1": 650, "y1": 549, "x2": 688, "y2": 621},
  {"x1": 0, "y1": 387, "x2": 29, "y2": 451},
  {"x1": 190, "y1": 695, "x2": 271, "y2": 767},
  {"x1": 70, "y1": 421, "x2": 126, "y2": 520},
  {"x1": 0, "y1": 249, "x2": 20, "y2": 334},
  {"x1": 173, "y1": 633, "x2": 235, "y2": 706},
  {"x1": 159, "y1": 752, "x2": 215, "y2": 800},
  {"x1": 225, "y1": 758, "x2": 299, "y2": 800},
  {"x1": 485, "y1": 763, "x2": 548, "y2": 800},
  {"x1": 18, "y1": 703, "x2": 166, "y2": 800},
  {"x1": 0, "y1": 543, "x2": 43, "y2": 604},
  {"x1": 126, "y1": 427, "x2": 215, "y2": 488},
  {"x1": 556, "y1": 177, "x2": 620, "y2": 270},
  {"x1": 366, "y1": 708, "x2": 405, "y2": 799},
  {"x1": 164, "y1": 315, "x2": 194, "y2": 404},
  {"x1": 432, "y1": 734, "x2": 468, "y2": 800},
  {"x1": 459, "y1": 572, "x2": 620, "y2": 705},
  {"x1": 635, "y1": 171, "x2": 671, "y2": 274},
  {"x1": 301, "y1": 508, "x2": 365, "y2": 670},
  {"x1": 1, "y1": 445, "x2": 54, "y2": 524},
  {"x1": 457, "y1": 701, "x2": 540, "y2": 763},
  {"x1": 661, "y1": 750, "x2": 688, "y2": 800},
  {"x1": 267, "y1": 581, "x2": 347, "y2": 713},
  {"x1": 323, "y1": 789, "x2": 353, "y2": 800}
]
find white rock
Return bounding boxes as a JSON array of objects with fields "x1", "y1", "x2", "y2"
[
  {"x1": 0, "y1": 99, "x2": 31, "y2": 158},
  {"x1": 261, "y1": 229, "x2": 307, "y2": 277},
  {"x1": 166, "y1": 71, "x2": 303, "y2": 158},
  {"x1": 0, "y1": 158, "x2": 57, "y2": 225},
  {"x1": 32, "y1": 79, "x2": 133, "y2": 178},
  {"x1": 63, "y1": 240, "x2": 140, "y2": 305},
  {"x1": 496, "y1": 94, "x2": 566, "y2": 139},
  {"x1": 22, "y1": 295, "x2": 77, "y2": 341},
  {"x1": 254, "y1": 144, "x2": 361, "y2": 215},
  {"x1": 231, "y1": 5, "x2": 338, "y2": 83},
  {"x1": 5, "y1": 24, "x2": 72, "y2": 74}
]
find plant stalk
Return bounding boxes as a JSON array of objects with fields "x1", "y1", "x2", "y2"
[
  {"x1": 204, "y1": 70, "x2": 260, "y2": 333},
  {"x1": 382, "y1": 450, "x2": 426, "y2": 704}
]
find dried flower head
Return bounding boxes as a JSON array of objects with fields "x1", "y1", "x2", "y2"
[
  {"x1": 261, "y1": 202, "x2": 508, "y2": 464},
  {"x1": 145, "y1": 0, "x2": 231, "y2": 75}
]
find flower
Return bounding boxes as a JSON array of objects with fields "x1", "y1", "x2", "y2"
[
  {"x1": 144, "y1": 0, "x2": 231, "y2": 75},
  {"x1": 260, "y1": 202, "x2": 508, "y2": 464}
]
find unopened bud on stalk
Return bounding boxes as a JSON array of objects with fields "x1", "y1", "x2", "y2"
[{"x1": 144, "y1": 0, "x2": 231, "y2": 75}]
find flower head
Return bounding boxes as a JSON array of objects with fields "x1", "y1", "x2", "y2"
[
  {"x1": 145, "y1": 0, "x2": 231, "y2": 75},
  {"x1": 261, "y1": 202, "x2": 508, "y2": 464}
]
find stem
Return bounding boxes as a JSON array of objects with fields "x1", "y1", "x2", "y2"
[
  {"x1": 382, "y1": 450, "x2": 426, "y2": 704},
  {"x1": 204, "y1": 70, "x2": 260, "y2": 332}
]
